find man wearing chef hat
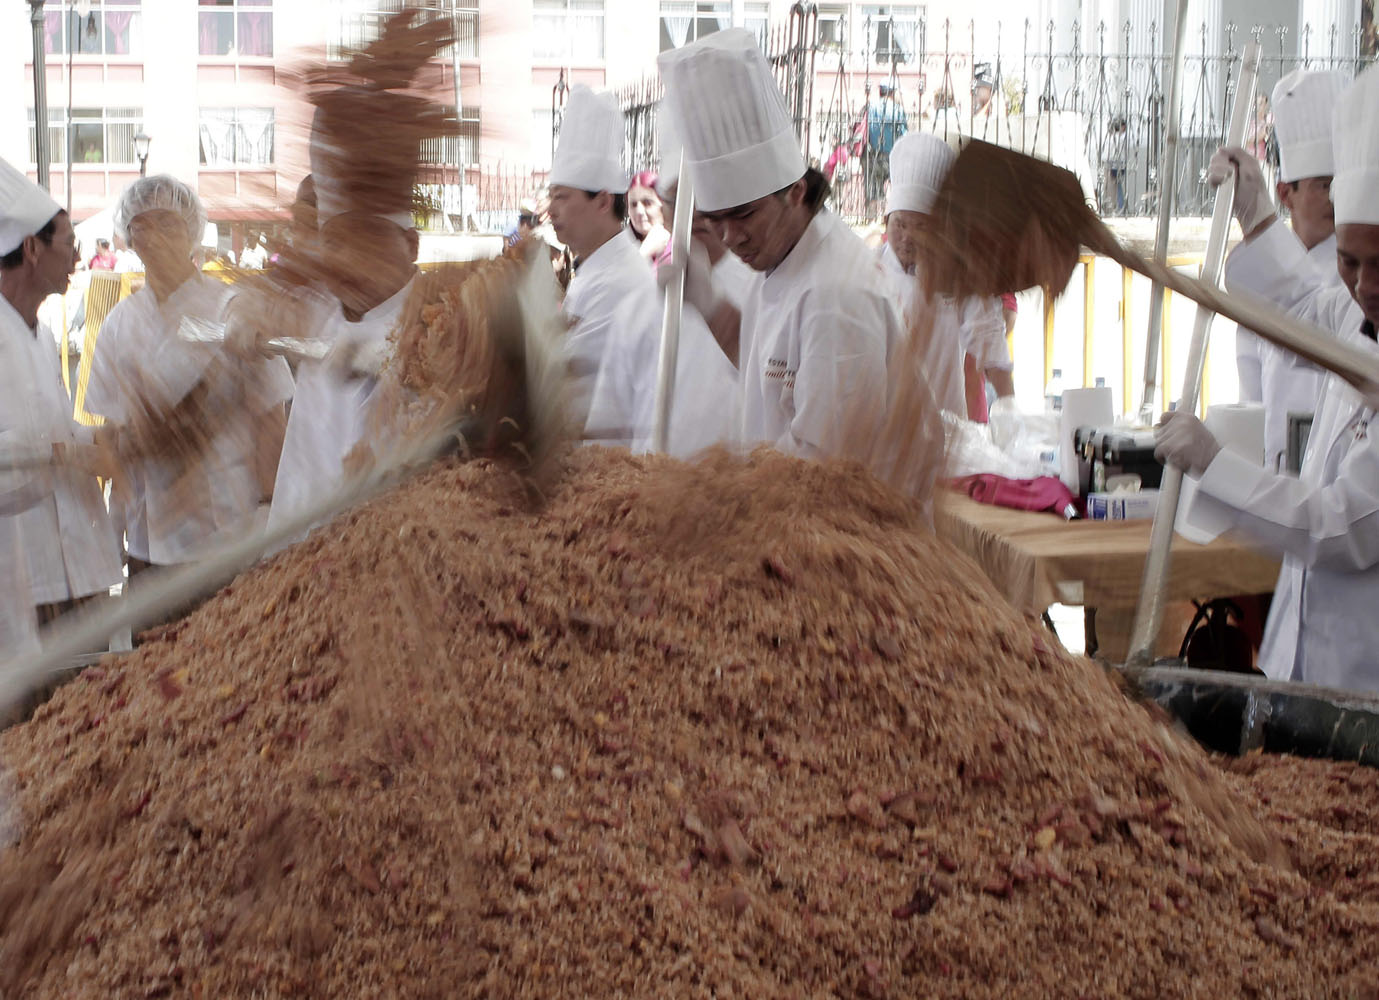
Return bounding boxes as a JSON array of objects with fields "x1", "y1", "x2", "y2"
[
  {"x1": 1235, "y1": 69, "x2": 1349, "y2": 473},
  {"x1": 544, "y1": 84, "x2": 661, "y2": 442},
  {"x1": 1156, "y1": 64, "x2": 1379, "y2": 694},
  {"x1": 657, "y1": 28, "x2": 901, "y2": 462},
  {"x1": 264, "y1": 97, "x2": 426, "y2": 540},
  {"x1": 880, "y1": 132, "x2": 1013, "y2": 420},
  {"x1": 0, "y1": 155, "x2": 122, "y2": 634}
]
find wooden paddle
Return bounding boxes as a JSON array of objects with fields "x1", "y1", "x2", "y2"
[{"x1": 918, "y1": 140, "x2": 1379, "y2": 404}]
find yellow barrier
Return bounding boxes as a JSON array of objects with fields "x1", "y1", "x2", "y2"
[{"x1": 1045, "y1": 252, "x2": 1212, "y2": 418}]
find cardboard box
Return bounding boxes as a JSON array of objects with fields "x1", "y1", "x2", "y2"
[{"x1": 1085, "y1": 490, "x2": 1159, "y2": 521}]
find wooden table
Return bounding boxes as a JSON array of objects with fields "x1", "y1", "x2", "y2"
[{"x1": 934, "y1": 490, "x2": 1282, "y2": 659}]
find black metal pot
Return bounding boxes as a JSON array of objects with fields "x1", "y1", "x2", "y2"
[{"x1": 1126, "y1": 663, "x2": 1379, "y2": 767}]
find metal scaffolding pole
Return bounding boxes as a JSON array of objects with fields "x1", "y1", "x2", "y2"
[{"x1": 29, "y1": 0, "x2": 50, "y2": 190}]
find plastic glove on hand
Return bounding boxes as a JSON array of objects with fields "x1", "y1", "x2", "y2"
[
  {"x1": 1154, "y1": 410, "x2": 1223, "y2": 477},
  {"x1": 326, "y1": 337, "x2": 391, "y2": 381},
  {"x1": 656, "y1": 239, "x2": 720, "y2": 319},
  {"x1": 1206, "y1": 145, "x2": 1275, "y2": 234}
]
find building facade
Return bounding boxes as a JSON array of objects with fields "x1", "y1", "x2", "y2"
[{"x1": 3, "y1": 0, "x2": 1370, "y2": 242}]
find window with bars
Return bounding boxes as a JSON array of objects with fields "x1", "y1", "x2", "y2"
[
  {"x1": 420, "y1": 107, "x2": 481, "y2": 167},
  {"x1": 658, "y1": 1, "x2": 730, "y2": 52},
  {"x1": 28, "y1": 107, "x2": 143, "y2": 165},
  {"x1": 329, "y1": 1, "x2": 479, "y2": 62},
  {"x1": 198, "y1": 108, "x2": 276, "y2": 166},
  {"x1": 42, "y1": 0, "x2": 142, "y2": 57},
  {"x1": 816, "y1": 3, "x2": 848, "y2": 52},
  {"x1": 198, "y1": 0, "x2": 273, "y2": 58},
  {"x1": 533, "y1": 0, "x2": 604, "y2": 62},
  {"x1": 861, "y1": 4, "x2": 924, "y2": 65}
]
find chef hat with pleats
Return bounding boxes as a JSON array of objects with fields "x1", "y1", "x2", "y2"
[
  {"x1": 1331, "y1": 64, "x2": 1379, "y2": 226},
  {"x1": 549, "y1": 85, "x2": 628, "y2": 194},
  {"x1": 655, "y1": 101, "x2": 683, "y2": 201},
  {"x1": 657, "y1": 28, "x2": 805, "y2": 212},
  {"x1": 0, "y1": 155, "x2": 61, "y2": 257},
  {"x1": 1271, "y1": 69, "x2": 1348, "y2": 183},
  {"x1": 886, "y1": 133, "x2": 955, "y2": 217}
]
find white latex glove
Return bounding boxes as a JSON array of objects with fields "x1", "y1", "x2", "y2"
[
  {"x1": 1205, "y1": 145, "x2": 1275, "y2": 234},
  {"x1": 1154, "y1": 410, "x2": 1222, "y2": 477},
  {"x1": 327, "y1": 336, "x2": 391, "y2": 380},
  {"x1": 656, "y1": 239, "x2": 721, "y2": 319}
]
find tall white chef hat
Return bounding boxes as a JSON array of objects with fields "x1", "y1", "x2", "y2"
[
  {"x1": 657, "y1": 28, "x2": 805, "y2": 212},
  {"x1": 0, "y1": 155, "x2": 62, "y2": 258},
  {"x1": 1332, "y1": 64, "x2": 1379, "y2": 226},
  {"x1": 549, "y1": 85, "x2": 628, "y2": 194},
  {"x1": 1271, "y1": 69, "x2": 1348, "y2": 183},
  {"x1": 886, "y1": 133, "x2": 955, "y2": 217}
]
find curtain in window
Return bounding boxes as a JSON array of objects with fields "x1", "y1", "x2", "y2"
[
  {"x1": 570, "y1": 1, "x2": 603, "y2": 60},
  {"x1": 43, "y1": 11, "x2": 62, "y2": 55},
  {"x1": 237, "y1": 108, "x2": 275, "y2": 166},
  {"x1": 532, "y1": 10, "x2": 566, "y2": 60},
  {"x1": 105, "y1": 12, "x2": 135, "y2": 55},
  {"x1": 662, "y1": 15, "x2": 692, "y2": 48},
  {"x1": 709, "y1": 2, "x2": 731, "y2": 31},
  {"x1": 199, "y1": 11, "x2": 232, "y2": 56},
  {"x1": 199, "y1": 109, "x2": 236, "y2": 165},
  {"x1": 238, "y1": 11, "x2": 272, "y2": 57}
]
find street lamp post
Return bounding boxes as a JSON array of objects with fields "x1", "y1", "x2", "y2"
[
  {"x1": 29, "y1": 0, "x2": 50, "y2": 190},
  {"x1": 133, "y1": 131, "x2": 151, "y2": 177}
]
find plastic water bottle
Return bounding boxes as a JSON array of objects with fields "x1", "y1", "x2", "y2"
[{"x1": 1044, "y1": 368, "x2": 1065, "y2": 413}]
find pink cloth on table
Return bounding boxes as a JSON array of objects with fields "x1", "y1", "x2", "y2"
[{"x1": 949, "y1": 474, "x2": 1077, "y2": 518}]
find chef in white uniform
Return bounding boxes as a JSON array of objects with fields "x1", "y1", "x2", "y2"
[
  {"x1": 0, "y1": 156, "x2": 122, "y2": 629},
  {"x1": 265, "y1": 107, "x2": 422, "y2": 541},
  {"x1": 657, "y1": 28, "x2": 923, "y2": 465},
  {"x1": 584, "y1": 108, "x2": 739, "y2": 458},
  {"x1": 85, "y1": 175, "x2": 293, "y2": 570},
  {"x1": 1234, "y1": 69, "x2": 1349, "y2": 472},
  {"x1": 1156, "y1": 65, "x2": 1379, "y2": 693},
  {"x1": 544, "y1": 85, "x2": 661, "y2": 444},
  {"x1": 879, "y1": 132, "x2": 1014, "y2": 419}
]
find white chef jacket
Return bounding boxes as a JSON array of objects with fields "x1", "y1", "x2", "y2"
[
  {"x1": 1188, "y1": 221, "x2": 1375, "y2": 692},
  {"x1": 1234, "y1": 232, "x2": 1338, "y2": 471},
  {"x1": 85, "y1": 274, "x2": 294, "y2": 564},
  {"x1": 878, "y1": 242, "x2": 1011, "y2": 417},
  {"x1": 268, "y1": 275, "x2": 416, "y2": 541},
  {"x1": 584, "y1": 284, "x2": 740, "y2": 458},
  {"x1": 563, "y1": 232, "x2": 653, "y2": 427},
  {"x1": 0, "y1": 295, "x2": 122, "y2": 605},
  {"x1": 738, "y1": 210, "x2": 897, "y2": 460}
]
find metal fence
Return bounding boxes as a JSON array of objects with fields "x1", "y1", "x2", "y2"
[
  {"x1": 820, "y1": 16, "x2": 1374, "y2": 222},
  {"x1": 612, "y1": 3, "x2": 821, "y2": 185}
]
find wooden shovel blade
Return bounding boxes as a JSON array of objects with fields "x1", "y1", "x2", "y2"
[{"x1": 919, "y1": 140, "x2": 1092, "y2": 302}]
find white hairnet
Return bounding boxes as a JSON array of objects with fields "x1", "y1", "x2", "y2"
[{"x1": 112, "y1": 174, "x2": 208, "y2": 244}]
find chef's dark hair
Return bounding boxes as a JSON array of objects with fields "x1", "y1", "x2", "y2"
[
  {"x1": 774, "y1": 167, "x2": 831, "y2": 213},
  {"x1": 582, "y1": 190, "x2": 627, "y2": 222},
  {"x1": 0, "y1": 214, "x2": 59, "y2": 271}
]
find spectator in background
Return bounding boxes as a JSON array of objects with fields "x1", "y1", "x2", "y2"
[
  {"x1": 88, "y1": 237, "x2": 116, "y2": 271},
  {"x1": 626, "y1": 170, "x2": 671, "y2": 271},
  {"x1": 864, "y1": 83, "x2": 908, "y2": 216},
  {"x1": 1103, "y1": 115, "x2": 1129, "y2": 214},
  {"x1": 505, "y1": 198, "x2": 542, "y2": 247}
]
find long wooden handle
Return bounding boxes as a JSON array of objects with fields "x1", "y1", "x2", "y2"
[
  {"x1": 1125, "y1": 39, "x2": 1262, "y2": 667},
  {"x1": 1096, "y1": 236, "x2": 1379, "y2": 404},
  {"x1": 652, "y1": 151, "x2": 694, "y2": 454}
]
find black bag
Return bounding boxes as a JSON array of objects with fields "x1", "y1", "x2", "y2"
[{"x1": 1179, "y1": 598, "x2": 1260, "y2": 675}]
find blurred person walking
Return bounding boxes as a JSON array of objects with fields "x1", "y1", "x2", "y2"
[{"x1": 85, "y1": 175, "x2": 293, "y2": 572}]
